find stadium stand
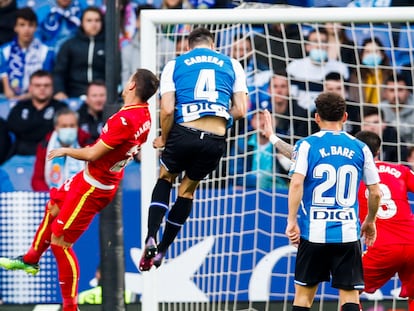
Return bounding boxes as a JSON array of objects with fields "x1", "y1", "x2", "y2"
[
  {"x1": 0, "y1": 155, "x2": 36, "y2": 191},
  {"x1": 344, "y1": 24, "x2": 395, "y2": 64}
]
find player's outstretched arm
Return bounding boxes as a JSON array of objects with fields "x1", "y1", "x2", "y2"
[
  {"x1": 262, "y1": 109, "x2": 294, "y2": 159},
  {"x1": 47, "y1": 140, "x2": 111, "y2": 162}
]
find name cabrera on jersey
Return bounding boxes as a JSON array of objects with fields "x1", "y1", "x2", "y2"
[
  {"x1": 160, "y1": 47, "x2": 247, "y2": 128},
  {"x1": 289, "y1": 131, "x2": 380, "y2": 244}
]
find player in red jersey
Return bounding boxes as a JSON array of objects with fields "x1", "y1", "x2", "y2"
[
  {"x1": 261, "y1": 110, "x2": 414, "y2": 311},
  {"x1": 355, "y1": 131, "x2": 414, "y2": 311},
  {"x1": 0, "y1": 69, "x2": 159, "y2": 311}
]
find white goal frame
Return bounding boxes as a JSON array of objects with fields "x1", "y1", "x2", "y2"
[{"x1": 139, "y1": 6, "x2": 414, "y2": 311}]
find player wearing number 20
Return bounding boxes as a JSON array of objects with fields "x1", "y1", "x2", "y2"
[
  {"x1": 139, "y1": 27, "x2": 248, "y2": 271},
  {"x1": 356, "y1": 131, "x2": 414, "y2": 311},
  {"x1": 286, "y1": 92, "x2": 381, "y2": 311}
]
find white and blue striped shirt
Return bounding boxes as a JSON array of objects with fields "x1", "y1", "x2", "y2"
[
  {"x1": 160, "y1": 47, "x2": 247, "y2": 128},
  {"x1": 289, "y1": 130, "x2": 380, "y2": 243}
]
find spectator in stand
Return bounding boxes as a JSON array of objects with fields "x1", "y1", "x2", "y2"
[
  {"x1": 286, "y1": 27, "x2": 349, "y2": 111},
  {"x1": 0, "y1": 7, "x2": 54, "y2": 101},
  {"x1": 37, "y1": 0, "x2": 85, "y2": 54},
  {"x1": 161, "y1": 0, "x2": 193, "y2": 35},
  {"x1": 77, "y1": 81, "x2": 106, "y2": 141},
  {"x1": 32, "y1": 107, "x2": 91, "y2": 192},
  {"x1": 380, "y1": 74, "x2": 414, "y2": 145},
  {"x1": 53, "y1": 7, "x2": 106, "y2": 100},
  {"x1": 361, "y1": 105, "x2": 407, "y2": 163},
  {"x1": 6, "y1": 70, "x2": 67, "y2": 156},
  {"x1": 231, "y1": 34, "x2": 272, "y2": 132},
  {"x1": 324, "y1": 22, "x2": 357, "y2": 73},
  {"x1": 323, "y1": 72, "x2": 360, "y2": 135},
  {"x1": 229, "y1": 106, "x2": 290, "y2": 191},
  {"x1": 348, "y1": 37, "x2": 392, "y2": 105},
  {"x1": 0, "y1": 0, "x2": 17, "y2": 46},
  {"x1": 121, "y1": 4, "x2": 174, "y2": 87},
  {"x1": 161, "y1": 0, "x2": 193, "y2": 9},
  {"x1": 175, "y1": 32, "x2": 189, "y2": 56},
  {"x1": 254, "y1": 23, "x2": 304, "y2": 73},
  {"x1": 0, "y1": 116, "x2": 12, "y2": 165},
  {"x1": 264, "y1": 71, "x2": 309, "y2": 141}
]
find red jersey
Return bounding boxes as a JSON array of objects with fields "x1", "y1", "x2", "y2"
[
  {"x1": 358, "y1": 161, "x2": 414, "y2": 247},
  {"x1": 87, "y1": 104, "x2": 151, "y2": 186}
]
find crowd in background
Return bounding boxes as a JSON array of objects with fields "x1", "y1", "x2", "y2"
[{"x1": 1, "y1": 0, "x2": 414, "y2": 192}]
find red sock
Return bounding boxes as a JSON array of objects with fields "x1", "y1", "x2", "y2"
[
  {"x1": 51, "y1": 244, "x2": 79, "y2": 311},
  {"x1": 24, "y1": 206, "x2": 55, "y2": 264},
  {"x1": 408, "y1": 298, "x2": 414, "y2": 311}
]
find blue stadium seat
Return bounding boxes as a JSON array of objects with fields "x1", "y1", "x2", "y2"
[
  {"x1": 62, "y1": 97, "x2": 85, "y2": 111},
  {"x1": 122, "y1": 160, "x2": 141, "y2": 191},
  {"x1": 395, "y1": 25, "x2": 414, "y2": 67},
  {"x1": 344, "y1": 24, "x2": 395, "y2": 64},
  {"x1": 0, "y1": 155, "x2": 35, "y2": 191}
]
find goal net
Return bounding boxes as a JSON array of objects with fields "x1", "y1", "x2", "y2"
[{"x1": 139, "y1": 5, "x2": 414, "y2": 311}]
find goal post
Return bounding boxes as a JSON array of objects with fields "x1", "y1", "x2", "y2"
[{"x1": 139, "y1": 6, "x2": 414, "y2": 311}]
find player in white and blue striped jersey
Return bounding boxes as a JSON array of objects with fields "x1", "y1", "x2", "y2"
[
  {"x1": 139, "y1": 27, "x2": 248, "y2": 272},
  {"x1": 287, "y1": 92, "x2": 382, "y2": 311}
]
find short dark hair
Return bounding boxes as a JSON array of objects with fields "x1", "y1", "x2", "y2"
[
  {"x1": 355, "y1": 130, "x2": 381, "y2": 157},
  {"x1": 29, "y1": 70, "x2": 53, "y2": 82},
  {"x1": 385, "y1": 73, "x2": 409, "y2": 86},
  {"x1": 86, "y1": 80, "x2": 106, "y2": 94},
  {"x1": 81, "y1": 7, "x2": 104, "y2": 24},
  {"x1": 15, "y1": 7, "x2": 37, "y2": 25},
  {"x1": 325, "y1": 72, "x2": 343, "y2": 81},
  {"x1": 362, "y1": 105, "x2": 384, "y2": 121},
  {"x1": 188, "y1": 27, "x2": 214, "y2": 49},
  {"x1": 315, "y1": 92, "x2": 346, "y2": 121},
  {"x1": 306, "y1": 27, "x2": 328, "y2": 41},
  {"x1": 132, "y1": 69, "x2": 159, "y2": 102}
]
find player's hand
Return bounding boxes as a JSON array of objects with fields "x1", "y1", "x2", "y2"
[
  {"x1": 285, "y1": 221, "x2": 300, "y2": 247},
  {"x1": 261, "y1": 109, "x2": 275, "y2": 139},
  {"x1": 360, "y1": 220, "x2": 377, "y2": 247},
  {"x1": 47, "y1": 148, "x2": 66, "y2": 160},
  {"x1": 153, "y1": 136, "x2": 165, "y2": 149}
]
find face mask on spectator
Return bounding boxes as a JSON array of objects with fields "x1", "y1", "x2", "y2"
[
  {"x1": 58, "y1": 128, "x2": 78, "y2": 145},
  {"x1": 309, "y1": 49, "x2": 328, "y2": 63},
  {"x1": 362, "y1": 53, "x2": 382, "y2": 67}
]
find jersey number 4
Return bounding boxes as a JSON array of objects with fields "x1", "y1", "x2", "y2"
[{"x1": 194, "y1": 69, "x2": 219, "y2": 102}]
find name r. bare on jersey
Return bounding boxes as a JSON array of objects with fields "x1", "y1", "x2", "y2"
[
  {"x1": 319, "y1": 146, "x2": 356, "y2": 159},
  {"x1": 184, "y1": 55, "x2": 224, "y2": 67}
]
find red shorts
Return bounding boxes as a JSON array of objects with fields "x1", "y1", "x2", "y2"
[
  {"x1": 49, "y1": 171, "x2": 118, "y2": 243},
  {"x1": 363, "y1": 243, "x2": 414, "y2": 298}
]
